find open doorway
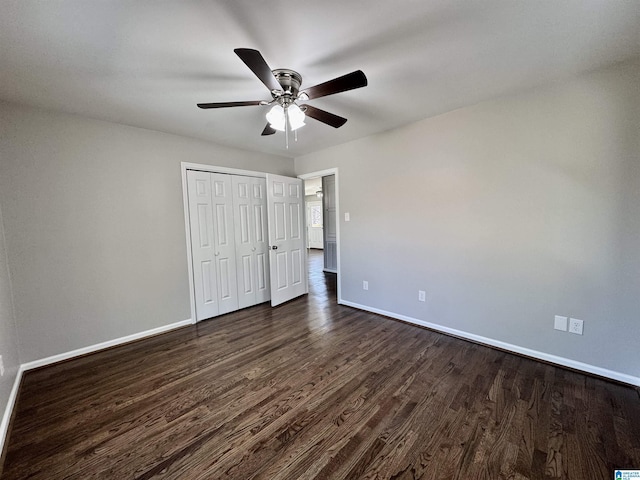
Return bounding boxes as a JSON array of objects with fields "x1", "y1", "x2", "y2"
[
  {"x1": 300, "y1": 169, "x2": 340, "y2": 303},
  {"x1": 304, "y1": 177, "x2": 324, "y2": 250}
]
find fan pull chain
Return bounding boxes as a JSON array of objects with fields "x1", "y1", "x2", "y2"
[{"x1": 285, "y1": 106, "x2": 289, "y2": 149}]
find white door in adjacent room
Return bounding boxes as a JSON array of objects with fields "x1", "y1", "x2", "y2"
[{"x1": 307, "y1": 201, "x2": 324, "y2": 249}]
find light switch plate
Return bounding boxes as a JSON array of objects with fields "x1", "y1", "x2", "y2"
[{"x1": 554, "y1": 315, "x2": 568, "y2": 331}]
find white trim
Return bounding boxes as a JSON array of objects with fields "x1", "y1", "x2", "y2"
[
  {"x1": 181, "y1": 162, "x2": 267, "y2": 179},
  {"x1": 298, "y1": 168, "x2": 338, "y2": 179},
  {"x1": 340, "y1": 300, "x2": 640, "y2": 387},
  {"x1": 334, "y1": 172, "x2": 342, "y2": 303},
  {"x1": 181, "y1": 166, "x2": 197, "y2": 325},
  {"x1": 1, "y1": 317, "x2": 191, "y2": 454},
  {"x1": 298, "y1": 169, "x2": 342, "y2": 303},
  {"x1": 20, "y1": 319, "x2": 192, "y2": 371},
  {"x1": 0, "y1": 366, "x2": 24, "y2": 456},
  {"x1": 0, "y1": 201, "x2": 25, "y2": 455}
]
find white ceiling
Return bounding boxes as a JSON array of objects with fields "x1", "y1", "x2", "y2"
[{"x1": 2, "y1": 1, "x2": 639, "y2": 158}]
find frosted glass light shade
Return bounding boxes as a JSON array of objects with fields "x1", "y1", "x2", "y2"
[
  {"x1": 266, "y1": 104, "x2": 285, "y2": 131},
  {"x1": 266, "y1": 104, "x2": 306, "y2": 132},
  {"x1": 288, "y1": 104, "x2": 306, "y2": 130}
]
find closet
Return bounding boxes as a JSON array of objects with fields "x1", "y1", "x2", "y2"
[{"x1": 186, "y1": 170, "x2": 270, "y2": 321}]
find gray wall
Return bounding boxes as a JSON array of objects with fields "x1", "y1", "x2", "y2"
[
  {"x1": 295, "y1": 59, "x2": 640, "y2": 378},
  {"x1": 0, "y1": 202, "x2": 21, "y2": 441},
  {"x1": 0, "y1": 102, "x2": 293, "y2": 363}
]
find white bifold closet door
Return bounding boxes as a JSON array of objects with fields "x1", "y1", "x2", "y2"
[
  {"x1": 188, "y1": 170, "x2": 307, "y2": 320},
  {"x1": 187, "y1": 171, "x2": 239, "y2": 320},
  {"x1": 232, "y1": 175, "x2": 270, "y2": 309}
]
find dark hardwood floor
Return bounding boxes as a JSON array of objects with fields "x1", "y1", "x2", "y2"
[{"x1": 2, "y1": 250, "x2": 639, "y2": 479}]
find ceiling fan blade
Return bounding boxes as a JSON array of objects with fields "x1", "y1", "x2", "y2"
[
  {"x1": 234, "y1": 48, "x2": 281, "y2": 92},
  {"x1": 261, "y1": 123, "x2": 276, "y2": 136},
  {"x1": 302, "y1": 105, "x2": 348, "y2": 128},
  {"x1": 302, "y1": 70, "x2": 367, "y2": 100},
  {"x1": 197, "y1": 101, "x2": 263, "y2": 109}
]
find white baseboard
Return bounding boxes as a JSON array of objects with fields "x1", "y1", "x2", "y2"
[
  {"x1": 1, "y1": 318, "x2": 192, "y2": 456},
  {"x1": 0, "y1": 365, "x2": 24, "y2": 458},
  {"x1": 21, "y1": 319, "x2": 192, "y2": 371},
  {"x1": 339, "y1": 300, "x2": 640, "y2": 387}
]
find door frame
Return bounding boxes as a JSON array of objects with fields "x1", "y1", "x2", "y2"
[
  {"x1": 181, "y1": 162, "x2": 269, "y2": 324},
  {"x1": 298, "y1": 168, "x2": 343, "y2": 304}
]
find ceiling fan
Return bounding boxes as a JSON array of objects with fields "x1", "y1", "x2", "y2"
[{"x1": 197, "y1": 48, "x2": 367, "y2": 145}]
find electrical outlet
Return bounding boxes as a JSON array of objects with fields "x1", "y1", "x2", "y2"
[
  {"x1": 554, "y1": 315, "x2": 568, "y2": 331},
  {"x1": 344, "y1": 212, "x2": 350, "y2": 222},
  {"x1": 418, "y1": 290, "x2": 426, "y2": 302},
  {"x1": 363, "y1": 280, "x2": 368, "y2": 291},
  {"x1": 569, "y1": 318, "x2": 584, "y2": 335},
  {"x1": 0, "y1": 355, "x2": 4, "y2": 376}
]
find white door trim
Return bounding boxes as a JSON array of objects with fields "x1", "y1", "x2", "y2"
[
  {"x1": 181, "y1": 162, "x2": 269, "y2": 324},
  {"x1": 298, "y1": 169, "x2": 342, "y2": 304}
]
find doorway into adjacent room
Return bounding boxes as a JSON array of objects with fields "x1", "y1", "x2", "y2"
[
  {"x1": 300, "y1": 169, "x2": 340, "y2": 303},
  {"x1": 304, "y1": 177, "x2": 324, "y2": 250}
]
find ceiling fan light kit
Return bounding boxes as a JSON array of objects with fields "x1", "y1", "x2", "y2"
[
  {"x1": 266, "y1": 103, "x2": 305, "y2": 132},
  {"x1": 197, "y1": 48, "x2": 367, "y2": 148}
]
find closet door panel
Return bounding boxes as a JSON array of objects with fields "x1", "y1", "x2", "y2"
[
  {"x1": 252, "y1": 178, "x2": 270, "y2": 304},
  {"x1": 256, "y1": 252, "x2": 268, "y2": 292},
  {"x1": 241, "y1": 255, "x2": 253, "y2": 293},
  {"x1": 232, "y1": 176, "x2": 257, "y2": 309},
  {"x1": 187, "y1": 171, "x2": 219, "y2": 321},
  {"x1": 212, "y1": 174, "x2": 238, "y2": 315}
]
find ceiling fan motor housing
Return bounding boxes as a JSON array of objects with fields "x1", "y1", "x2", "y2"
[{"x1": 272, "y1": 69, "x2": 302, "y2": 104}]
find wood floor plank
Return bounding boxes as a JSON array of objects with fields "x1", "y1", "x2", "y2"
[{"x1": 2, "y1": 251, "x2": 639, "y2": 479}]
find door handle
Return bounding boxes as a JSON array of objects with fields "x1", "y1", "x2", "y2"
[{"x1": 270, "y1": 246, "x2": 278, "y2": 250}]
